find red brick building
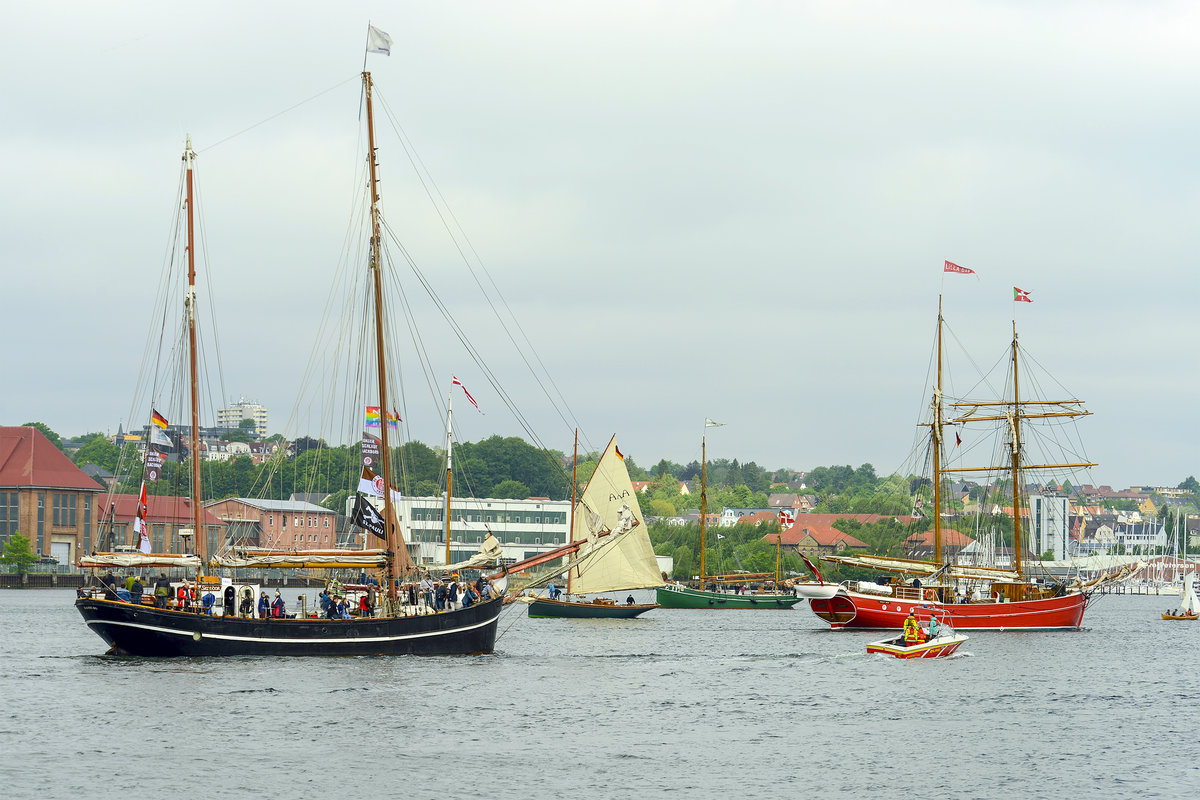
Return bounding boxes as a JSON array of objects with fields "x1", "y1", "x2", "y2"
[
  {"x1": 203, "y1": 498, "x2": 337, "y2": 551},
  {"x1": 0, "y1": 426, "x2": 102, "y2": 564},
  {"x1": 97, "y1": 494, "x2": 226, "y2": 556}
]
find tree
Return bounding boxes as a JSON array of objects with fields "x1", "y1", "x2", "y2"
[
  {"x1": 22, "y1": 422, "x2": 64, "y2": 451},
  {"x1": 1179, "y1": 476, "x2": 1200, "y2": 493},
  {"x1": 0, "y1": 533, "x2": 38, "y2": 574},
  {"x1": 74, "y1": 434, "x2": 121, "y2": 471},
  {"x1": 648, "y1": 498, "x2": 676, "y2": 517},
  {"x1": 491, "y1": 480, "x2": 530, "y2": 499}
]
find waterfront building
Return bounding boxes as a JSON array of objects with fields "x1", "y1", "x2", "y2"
[
  {"x1": 203, "y1": 497, "x2": 337, "y2": 551},
  {"x1": 376, "y1": 494, "x2": 571, "y2": 566},
  {"x1": 0, "y1": 426, "x2": 101, "y2": 565},
  {"x1": 96, "y1": 494, "x2": 226, "y2": 557}
]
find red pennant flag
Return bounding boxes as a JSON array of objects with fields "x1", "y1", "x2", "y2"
[
  {"x1": 451, "y1": 376, "x2": 481, "y2": 412},
  {"x1": 1014, "y1": 287, "x2": 1033, "y2": 303},
  {"x1": 944, "y1": 260, "x2": 975, "y2": 275},
  {"x1": 955, "y1": 431, "x2": 962, "y2": 447}
]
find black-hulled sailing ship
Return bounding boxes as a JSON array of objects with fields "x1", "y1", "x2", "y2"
[{"x1": 75, "y1": 71, "x2": 507, "y2": 656}]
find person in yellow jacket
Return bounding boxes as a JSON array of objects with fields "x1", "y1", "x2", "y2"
[{"x1": 903, "y1": 611, "x2": 920, "y2": 645}]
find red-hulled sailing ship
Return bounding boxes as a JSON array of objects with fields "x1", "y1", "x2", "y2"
[{"x1": 802, "y1": 296, "x2": 1132, "y2": 631}]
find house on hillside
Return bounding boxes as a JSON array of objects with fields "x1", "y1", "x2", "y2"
[
  {"x1": 768, "y1": 493, "x2": 799, "y2": 509},
  {"x1": 720, "y1": 507, "x2": 775, "y2": 527}
]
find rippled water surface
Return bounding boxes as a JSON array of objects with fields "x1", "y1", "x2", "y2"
[{"x1": 2, "y1": 590, "x2": 1195, "y2": 799}]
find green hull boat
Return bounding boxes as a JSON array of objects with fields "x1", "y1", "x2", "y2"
[{"x1": 656, "y1": 584, "x2": 801, "y2": 609}]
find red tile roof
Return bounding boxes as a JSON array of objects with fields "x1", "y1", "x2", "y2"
[
  {"x1": 98, "y1": 493, "x2": 225, "y2": 527},
  {"x1": 737, "y1": 511, "x2": 781, "y2": 526},
  {"x1": 774, "y1": 518, "x2": 869, "y2": 548},
  {"x1": 0, "y1": 426, "x2": 102, "y2": 491},
  {"x1": 904, "y1": 527, "x2": 975, "y2": 547}
]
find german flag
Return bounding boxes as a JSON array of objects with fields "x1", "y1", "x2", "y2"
[
  {"x1": 150, "y1": 409, "x2": 168, "y2": 429},
  {"x1": 614, "y1": 444, "x2": 625, "y2": 461}
]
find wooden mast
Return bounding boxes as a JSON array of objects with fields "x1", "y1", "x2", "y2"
[
  {"x1": 444, "y1": 385, "x2": 453, "y2": 565},
  {"x1": 363, "y1": 71, "x2": 399, "y2": 605},
  {"x1": 1009, "y1": 321, "x2": 1024, "y2": 585},
  {"x1": 932, "y1": 295, "x2": 944, "y2": 567},
  {"x1": 567, "y1": 428, "x2": 577, "y2": 596},
  {"x1": 183, "y1": 137, "x2": 204, "y2": 569},
  {"x1": 699, "y1": 436, "x2": 707, "y2": 586}
]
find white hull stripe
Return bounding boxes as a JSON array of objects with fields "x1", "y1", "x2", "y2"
[{"x1": 86, "y1": 614, "x2": 499, "y2": 644}]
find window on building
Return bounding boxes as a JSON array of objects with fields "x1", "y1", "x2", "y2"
[
  {"x1": 324, "y1": 518, "x2": 329, "y2": 528},
  {"x1": 269, "y1": 515, "x2": 274, "y2": 526},
  {"x1": 0, "y1": 492, "x2": 18, "y2": 541}
]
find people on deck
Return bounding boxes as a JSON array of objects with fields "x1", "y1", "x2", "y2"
[
  {"x1": 271, "y1": 591, "x2": 285, "y2": 618},
  {"x1": 337, "y1": 597, "x2": 350, "y2": 619},
  {"x1": 154, "y1": 575, "x2": 171, "y2": 608},
  {"x1": 358, "y1": 594, "x2": 371, "y2": 618},
  {"x1": 319, "y1": 589, "x2": 332, "y2": 616},
  {"x1": 446, "y1": 580, "x2": 458, "y2": 609},
  {"x1": 548, "y1": 583, "x2": 562, "y2": 601},
  {"x1": 202, "y1": 591, "x2": 216, "y2": 615},
  {"x1": 223, "y1": 584, "x2": 236, "y2": 617},
  {"x1": 421, "y1": 575, "x2": 435, "y2": 609},
  {"x1": 928, "y1": 614, "x2": 941, "y2": 639},
  {"x1": 626, "y1": 595, "x2": 635, "y2": 605},
  {"x1": 240, "y1": 588, "x2": 254, "y2": 617},
  {"x1": 257, "y1": 591, "x2": 269, "y2": 619},
  {"x1": 903, "y1": 611, "x2": 919, "y2": 645},
  {"x1": 130, "y1": 576, "x2": 145, "y2": 605}
]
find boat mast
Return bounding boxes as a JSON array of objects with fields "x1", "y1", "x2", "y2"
[
  {"x1": 363, "y1": 71, "x2": 399, "y2": 605},
  {"x1": 1010, "y1": 322, "x2": 1024, "y2": 582},
  {"x1": 444, "y1": 386, "x2": 453, "y2": 565},
  {"x1": 932, "y1": 295, "x2": 944, "y2": 567},
  {"x1": 699, "y1": 436, "x2": 707, "y2": 585},
  {"x1": 183, "y1": 137, "x2": 204, "y2": 569},
  {"x1": 567, "y1": 428, "x2": 577, "y2": 596}
]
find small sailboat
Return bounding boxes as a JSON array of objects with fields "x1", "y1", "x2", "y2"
[
  {"x1": 656, "y1": 424, "x2": 801, "y2": 610},
  {"x1": 526, "y1": 434, "x2": 662, "y2": 618},
  {"x1": 1161, "y1": 573, "x2": 1199, "y2": 620}
]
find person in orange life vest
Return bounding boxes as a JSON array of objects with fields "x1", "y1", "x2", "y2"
[{"x1": 903, "y1": 611, "x2": 920, "y2": 645}]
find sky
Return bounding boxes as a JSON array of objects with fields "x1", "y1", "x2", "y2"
[{"x1": 3, "y1": 1, "x2": 1199, "y2": 490}]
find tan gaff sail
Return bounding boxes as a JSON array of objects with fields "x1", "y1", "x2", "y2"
[{"x1": 568, "y1": 436, "x2": 664, "y2": 594}]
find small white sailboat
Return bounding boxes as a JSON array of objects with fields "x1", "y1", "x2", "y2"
[{"x1": 1161, "y1": 572, "x2": 1199, "y2": 621}]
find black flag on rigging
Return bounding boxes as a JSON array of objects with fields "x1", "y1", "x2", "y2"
[{"x1": 351, "y1": 493, "x2": 386, "y2": 540}]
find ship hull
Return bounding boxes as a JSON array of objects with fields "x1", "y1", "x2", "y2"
[
  {"x1": 526, "y1": 597, "x2": 656, "y2": 618},
  {"x1": 808, "y1": 588, "x2": 1087, "y2": 630},
  {"x1": 76, "y1": 595, "x2": 504, "y2": 656},
  {"x1": 655, "y1": 584, "x2": 801, "y2": 609}
]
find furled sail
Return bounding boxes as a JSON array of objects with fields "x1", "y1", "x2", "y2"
[
  {"x1": 78, "y1": 553, "x2": 202, "y2": 569},
  {"x1": 426, "y1": 532, "x2": 505, "y2": 573},
  {"x1": 568, "y1": 436, "x2": 663, "y2": 594},
  {"x1": 210, "y1": 549, "x2": 389, "y2": 569}
]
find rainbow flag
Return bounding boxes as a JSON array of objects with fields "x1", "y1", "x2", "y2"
[{"x1": 365, "y1": 406, "x2": 400, "y2": 428}]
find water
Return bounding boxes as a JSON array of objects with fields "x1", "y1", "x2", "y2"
[{"x1": 2, "y1": 590, "x2": 1195, "y2": 799}]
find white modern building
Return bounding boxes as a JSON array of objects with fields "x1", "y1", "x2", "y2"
[
  {"x1": 353, "y1": 494, "x2": 572, "y2": 567},
  {"x1": 1029, "y1": 493, "x2": 1070, "y2": 560},
  {"x1": 216, "y1": 397, "x2": 269, "y2": 437}
]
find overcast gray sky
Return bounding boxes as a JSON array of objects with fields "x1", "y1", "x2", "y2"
[{"x1": 3, "y1": 2, "x2": 1198, "y2": 490}]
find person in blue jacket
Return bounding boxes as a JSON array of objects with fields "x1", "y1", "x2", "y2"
[{"x1": 257, "y1": 591, "x2": 269, "y2": 619}]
